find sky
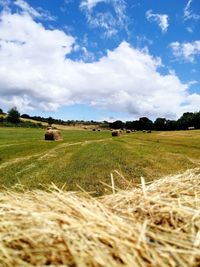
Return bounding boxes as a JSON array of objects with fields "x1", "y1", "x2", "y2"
[{"x1": 0, "y1": 0, "x2": 199, "y2": 122}]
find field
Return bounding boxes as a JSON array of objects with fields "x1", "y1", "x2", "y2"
[{"x1": 0, "y1": 127, "x2": 200, "y2": 195}]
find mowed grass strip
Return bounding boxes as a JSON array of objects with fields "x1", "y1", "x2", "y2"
[{"x1": 0, "y1": 127, "x2": 200, "y2": 195}]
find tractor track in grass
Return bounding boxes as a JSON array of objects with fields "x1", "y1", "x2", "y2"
[
  {"x1": 39, "y1": 138, "x2": 112, "y2": 160},
  {"x1": 0, "y1": 142, "x2": 30, "y2": 148},
  {"x1": 0, "y1": 154, "x2": 43, "y2": 170},
  {"x1": 0, "y1": 138, "x2": 112, "y2": 169}
]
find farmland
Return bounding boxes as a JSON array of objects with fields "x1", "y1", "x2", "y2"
[{"x1": 0, "y1": 127, "x2": 200, "y2": 195}]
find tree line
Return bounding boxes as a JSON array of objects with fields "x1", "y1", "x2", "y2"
[
  {"x1": 0, "y1": 107, "x2": 107, "y2": 128},
  {"x1": 20, "y1": 114, "x2": 101, "y2": 127},
  {"x1": 0, "y1": 107, "x2": 200, "y2": 131},
  {"x1": 0, "y1": 107, "x2": 43, "y2": 128},
  {"x1": 109, "y1": 112, "x2": 200, "y2": 131}
]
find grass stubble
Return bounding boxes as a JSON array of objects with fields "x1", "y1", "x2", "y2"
[{"x1": 0, "y1": 129, "x2": 200, "y2": 194}]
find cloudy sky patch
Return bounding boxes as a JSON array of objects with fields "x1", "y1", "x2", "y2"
[{"x1": 0, "y1": 0, "x2": 199, "y2": 120}]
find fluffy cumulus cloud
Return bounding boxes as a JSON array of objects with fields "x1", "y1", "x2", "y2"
[
  {"x1": 170, "y1": 41, "x2": 200, "y2": 62},
  {"x1": 146, "y1": 10, "x2": 169, "y2": 33},
  {"x1": 0, "y1": 8, "x2": 199, "y2": 118},
  {"x1": 0, "y1": 11, "x2": 75, "y2": 111},
  {"x1": 80, "y1": 0, "x2": 127, "y2": 38}
]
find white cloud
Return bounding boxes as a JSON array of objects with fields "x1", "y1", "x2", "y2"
[
  {"x1": 186, "y1": 26, "x2": 193, "y2": 33},
  {"x1": 78, "y1": 47, "x2": 95, "y2": 62},
  {"x1": 80, "y1": 0, "x2": 106, "y2": 10},
  {"x1": 80, "y1": 0, "x2": 128, "y2": 38},
  {"x1": 14, "y1": 0, "x2": 55, "y2": 20},
  {"x1": 180, "y1": 94, "x2": 200, "y2": 114},
  {"x1": 184, "y1": 0, "x2": 200, "y2": 21},
  {"x1": 0, "y1": 9, "x2": 198, "y2": 118},
  {"x1": 146, "y1": 10, "x2": 169, "y2": 33},
  {"x1": 170, "y1": 41, "x2": 200, "y2": 62}
]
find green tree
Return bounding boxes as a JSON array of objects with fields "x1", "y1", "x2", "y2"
[
  {"x1": 0, "y1": 108, "x2": 3, "y2": 114},
  {"x1": 138, "y1": 117, "x2": 153, "y2": 130},
  {"x1": 154, "y1": 118, "x2": 167, "y2": 131},
  {"x1": 193, "y1": 112, "x2": 200, "y2": 129},
  {"x1": 110, "y1": 120, "x2": 124, "y2": 129},
  {"x1": 177, "y1": 112, "x2": 194, "y2": 130},
  {"x1": 47, "y1": 116, "x2": 54, "y2": 126},
  {"x1": 7, "y1": 107, "x2": 20, "y2": 124}
]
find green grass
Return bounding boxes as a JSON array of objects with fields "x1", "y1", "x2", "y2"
[{"x1": 0, "y1": 127, "x2": 200, "y2": 195}]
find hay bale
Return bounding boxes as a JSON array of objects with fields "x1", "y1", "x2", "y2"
[
  {"x1": 126, "y1": 130, "x2": 131, "y2": 133},
  {"x1": 44, "y1": 130, "x2": 62, "y2": 141},
  {"x1": 112, "y1": 130, "x2": 120, "y2": 136},
  {"x1": 0, "y1": 168, "x2": 200, "y2": 266}
]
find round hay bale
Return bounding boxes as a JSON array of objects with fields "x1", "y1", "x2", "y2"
[
  {"x1": 45, "y1": 130, "x2": 62, "y2": 141},
  {"x1": 126, "y1": 130, "x2": 131, "y2": 133},
  {"x1": 112, "y1": 130, "x2": 120, "y2": 137}
]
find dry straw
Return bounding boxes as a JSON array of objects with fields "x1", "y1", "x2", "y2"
[
  {"x1": 45, "y1": 130, "x2": 62, "y2": 141},
  {"x1": 0, "y1": 168, "x2": 200, "y2": 266},
  {"x1": 111, "y1": 130, "x2": 121, "y2": 137}
]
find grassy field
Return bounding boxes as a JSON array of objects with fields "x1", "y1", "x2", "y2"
[{"x1": 0, "y1": 127, "x2": 200, "y2": 195}]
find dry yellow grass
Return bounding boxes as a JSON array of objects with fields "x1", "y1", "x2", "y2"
[{"x1": 0, "y1": 168, "x2": 200, "y2": 266}]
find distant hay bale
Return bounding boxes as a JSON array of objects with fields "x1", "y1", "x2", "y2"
[
  {"x1": 112, "y1": 130, "x2": 120, "y2": 136},
  {"x1": 147, "y1": 130, "x2": 151, "y2": 133},
  {"x1": 126, "y1": 130, "x2": 131, "y2": 133},
  {"x1": 44, "y1": 129, "x2": 62, "y2": 141},
  {"x1": 188, "y1": 126, "x2": 195, "y2": 130},
  {"x1": 0, "y1": 168, "x2": 200, "y2": 266}
]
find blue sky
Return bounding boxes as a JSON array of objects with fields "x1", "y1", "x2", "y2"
[{"x1": 0, "y1": 0, "x2": 199, "y2": 121}]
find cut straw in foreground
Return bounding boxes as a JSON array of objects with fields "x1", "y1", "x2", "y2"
[{"x1": 0, "y1": 168, "x2": 200, "y2": 266}]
